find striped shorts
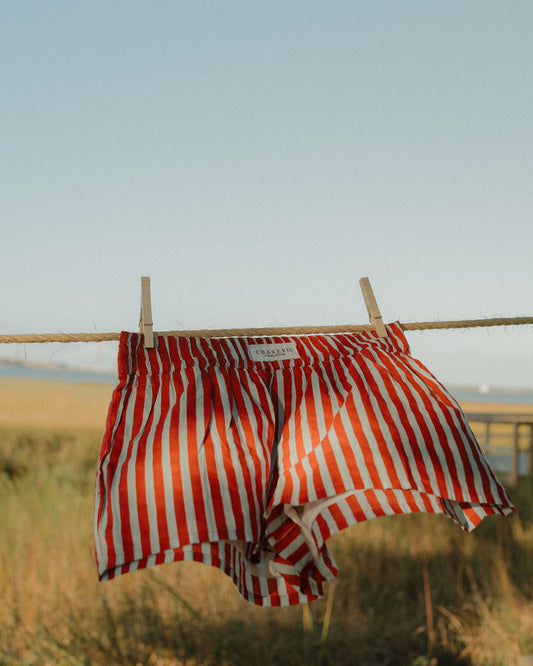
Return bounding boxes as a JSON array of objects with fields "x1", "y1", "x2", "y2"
[{"x1": 94, "y1": 322, "x2": 514, "y2": 606}]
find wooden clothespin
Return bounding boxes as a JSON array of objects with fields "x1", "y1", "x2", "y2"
[
  {"x1": 359, "y1": 277, "x2": 387, "y2": 338},
  {"x1": 139, "y1": 276, "x2": 154, "y2": 348}
]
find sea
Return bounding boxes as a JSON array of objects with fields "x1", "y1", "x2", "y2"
[
  {"x1": 0, "y1": 361, "x2": 117, "y2": 384},
  {"x1": 3, "y1": 361, "x2": 533, "y2": 401},
  {"x1": 447, "y1": 386, "x2": 533, "y2": 406}
]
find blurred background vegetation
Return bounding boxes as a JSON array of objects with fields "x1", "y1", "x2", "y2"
[{"x1": 1, "y1": 378, "x2": 532, "y2": 665}]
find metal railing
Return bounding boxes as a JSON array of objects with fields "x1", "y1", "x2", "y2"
[{"x1": 465, "y1": 413, "x2": 533, "y2": 486}]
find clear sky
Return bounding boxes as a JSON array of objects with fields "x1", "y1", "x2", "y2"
[{"x1": 1, "y1": 2, "x2": 532, "y2": 387}]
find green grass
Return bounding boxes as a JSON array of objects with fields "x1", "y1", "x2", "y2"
[{"x1": 1, "y1": 380, "x2": 532, "y2": 665}]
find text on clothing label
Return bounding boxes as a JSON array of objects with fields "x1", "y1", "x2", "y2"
[{"x1": 248, "y1": 341, "x2": 299, "y2": 361}]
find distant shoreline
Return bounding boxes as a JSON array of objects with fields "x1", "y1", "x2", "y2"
[
  {"x1": 447, "y1": 386, "x2": 533, "y2": 405},
  {"x1": 0, "y1": 361, "x2": 116, "y2": 384},
  {"x1": 1, "y1": 361, "x2": 533, "y2": 405}
]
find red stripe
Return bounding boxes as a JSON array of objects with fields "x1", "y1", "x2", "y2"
[
  {"x1": 196, "y1": 368, "x2": 229, "y2": 539},
  {"x1": 345, "y1": 492, "x2": 373, "y2": 522},
  {"x1": 134, "y1": 374, "x2": 158, "y2": 556},
  {"x1": 219, "y1": 367, "x2": 260, "y2": 538},
  {"x1": 342, "y1": 389, "x2": 386, "y2": 488},
  {"x1": 167, "y1": 369, "x2": 191, "y2": 545},
  {"x1": 402, "y1": 489, "x2": 424, "y2": 514},
  {"x1": 118, "y1": 341, "x2": 150, "y2": 565},
  {"x1": 379, "y1": 353, "x2": 451, "y2": 498},
  {"x1": 209, "y1": 367, "x2": 246, "y2": 537},
  {"x1": 152, "y1": 372, "x2": 170, "y2": 551},
  {"x1": 228, "y1": 369, "x2": 272, "y2": 536},
  {"x1": 348, "y1": 354, "x2": 404, "y2": 488},
  {"x1": 96, "y1": 326, "x2": 514, "y2": 607},
  {"x1": 303, "y1": 364, "x2": 333, "y2": 498},
  {"x1": 98, "y1": 377, "x2": 133, "y2": 569},
  {"x1": 185, "y1": 368, "x2": 210, "y2": 541},
  {"x1": 283, "y1": 367, "x2": 309, "y2": 500},
  {"x1": 362, "y1": 353, "x2": 424, "y2": 489},
  {"x1": 367, "y1": 351, "x2": 435, "y2": 493}
]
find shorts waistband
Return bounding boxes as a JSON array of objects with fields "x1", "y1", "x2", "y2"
[{"x1": 117, "y1": 322, "x2": 408, "y2": 378}]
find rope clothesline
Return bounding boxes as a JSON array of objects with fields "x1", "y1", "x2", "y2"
[{"x1": 1, "y1": 316, "x2": 532, "y2": 344}]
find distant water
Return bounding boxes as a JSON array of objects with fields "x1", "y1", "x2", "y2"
[
  {"x1": 448, "y1": 387, "x2": 533, "y2": 405},
  {"x1": 485, "y1": 451, "x2": 529, "y2": 476},
  {"x1": 1, "y1": 363, "x2": 532, "y2": 405},
  {"x1": 0, "y1": 364, "x2": 117, "y2": 384}
]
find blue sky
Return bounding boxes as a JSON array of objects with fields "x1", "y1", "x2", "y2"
[{"x1": 1, "y1": 2, "x2": 532, "y2": 387}]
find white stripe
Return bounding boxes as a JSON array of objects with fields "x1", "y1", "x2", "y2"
[
  {"x1": 320, "y1": 344, "x2": 371, "y2": 490},
  {"x1": 223, "y1": 373, "x2": 261, "y2": 539},
  {"x1": 144, "y1": 391, "x2": 161, "y2": 556},
  {"x1": 398, "y1": 353, "x2": 492, "y2": 502},
  {"x1": 179, "y1": 363, "x2": 200, "y2": 542},
  {"x1": 161, "y1": 371, "x2": 180, "y2": 546},
  {"x1": 231, "y1": 371, "x2": 269, "y2": 533},
  {"x1": 360, "y1": 357, "x2": 425, "y2": 490},
  {"x1": 350, "y1": 491, "x2": 378, "y2": 520},
  {"x1": 194, "y1": 336, "x2": 211, "y2": 368},
  {"x1": 375, "y1": 366, "x2": 439, "y2": 493},
  {"x1": 206, "y1": 368, "x2": 239, "y2": 535},
  {"x1": 338, "y1": 356, "x2": 392, "y2": 487},
  {"x1": 287, "y1": 367, "x2": 307, "y2": 467},
  {"x1": 307, "y1": 367, "x2": 338, "y2": 495},
  {"x1": 315, "y1": 338, "x2": 376, "y2": 489},
  {"x1": 385, "y1": 354, "x2": 455, "y2": 497},
  {"x1": 356, "y1": 357, "x2": 414, "y2": 489},
  {"x1": 399, "y1": 355, "x2": 477, "y2": 498},
  {"x1": 193, "y1": 371, "x2": 220, "y2": 541},
  {"x1": 372, "y1": 489, "x2": 395, "y2": 516},
  {"x1": 436, "y1": 389, "x2": 503, "y2": 503},
  {"x1": 97, "y1": 333, "x2": 137, "y2": 573},
  {"x1": 186, "y1": 343, "x2": 221, "y2": 541},
  {"x1": 241, "y1": 370, "x2": 274, "y2": 505},
  {"x1": 296, "y1": 380, "x2": 320, "y2": 502},
  {"x1": 275, "y1": 368, "x2": 302, "y2": 502},
  {"x1": 95, "y1": 381, "x2": 129, "y2": 573},
  {"x1": 127, "y1": 370, "x2": 153, "y2": 560},
  {"x1": 225, "y1": 337, "x2": 246, "y2": 367},
  {"x1": 334, "y1": 497, "x2": 359, "y2": 525},
  {"x1": 321, "y1": 505, "x2": 343, "y2": 536},
  {"x1": 109, "y1": 374, "x2": 140, "y2": 567}
]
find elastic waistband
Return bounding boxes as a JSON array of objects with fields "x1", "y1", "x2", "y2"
[{"x1": 117, "y1": 322, "x2": 408, "y2": 378}]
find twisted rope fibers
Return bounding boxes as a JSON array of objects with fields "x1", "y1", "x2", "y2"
[{"x1": 1, "y1": 317, "x2": 532, "y2": 344}]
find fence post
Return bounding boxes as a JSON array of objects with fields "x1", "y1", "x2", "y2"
[
  {"x1": 511, "y1": 423, "x2": 520, "y2": 487},
  {"x1": 528, "y1": 424, "x2": 533, "y2": 477}
]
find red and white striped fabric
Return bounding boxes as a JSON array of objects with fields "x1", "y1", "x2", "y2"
[{"x1": 94, "y1": 323, "x2": 514, "y2": 606}]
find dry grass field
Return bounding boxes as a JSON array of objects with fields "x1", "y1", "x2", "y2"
[{"x1": 1, "y1": 377, "x2": 533, "y2": 665}]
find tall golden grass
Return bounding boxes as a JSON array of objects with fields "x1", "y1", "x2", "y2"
[{"x1": 1, "y1": 377, "x2": 532, "y2": 665}]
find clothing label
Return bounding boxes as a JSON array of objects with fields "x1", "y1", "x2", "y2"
[{"x1": 248, "y1": 341, "x2": 299, "y2": 362}]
